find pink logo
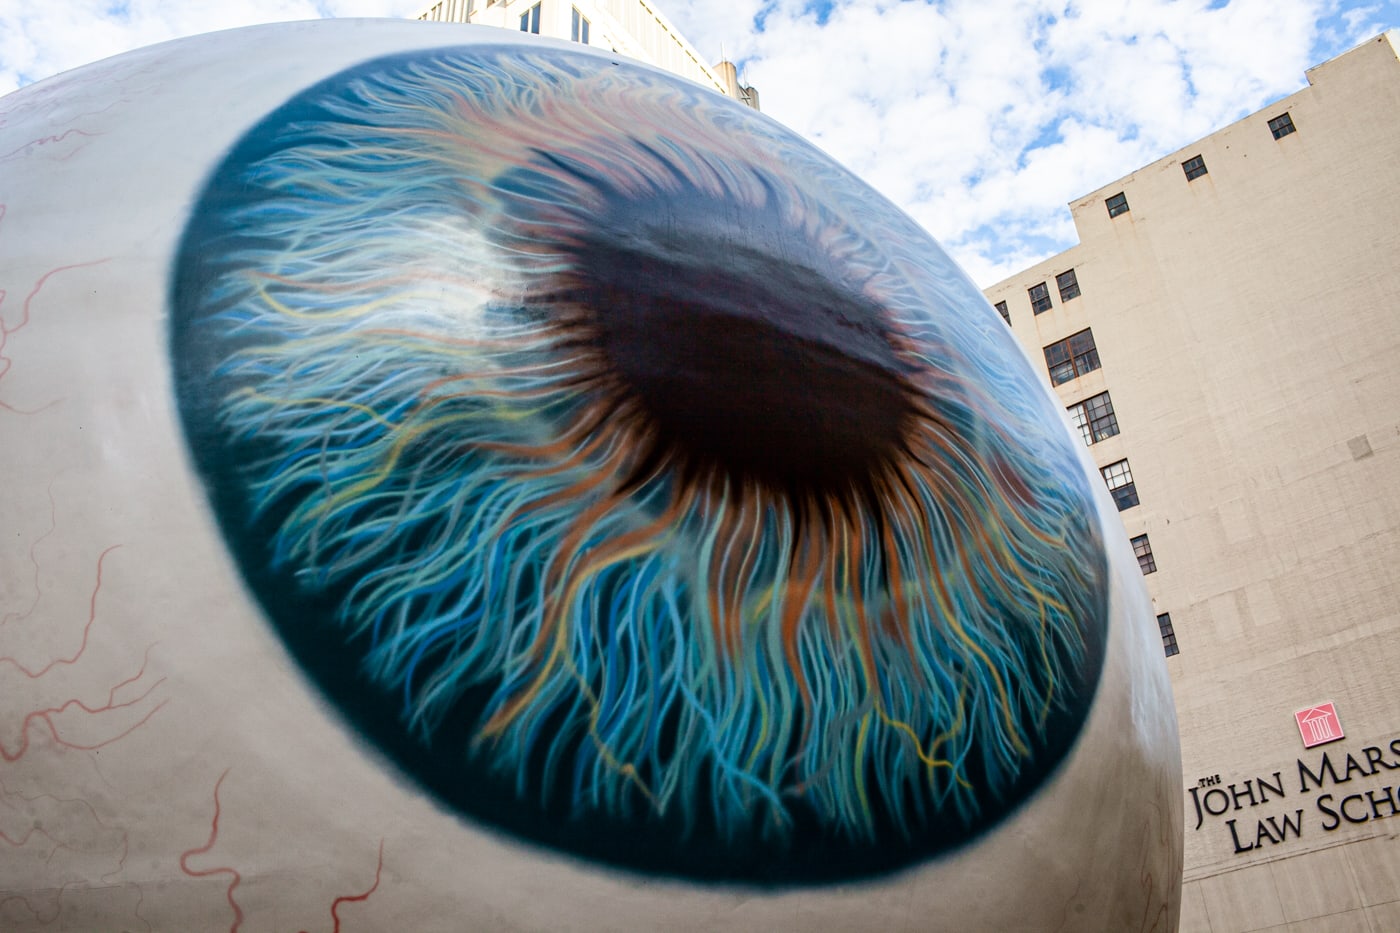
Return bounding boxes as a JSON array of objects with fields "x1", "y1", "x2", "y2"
[{"x1": 1295, "y1": 703, "x2": 1344, "y2": 748}]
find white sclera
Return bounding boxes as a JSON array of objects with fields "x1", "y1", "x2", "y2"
[{"x1": 0, "y1": 20, "x2": 1181, "y2": 932}]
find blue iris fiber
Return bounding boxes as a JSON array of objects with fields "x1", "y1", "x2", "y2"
[{"x1": 171, "y1": 44, "x2": 1109, "y2": 883}]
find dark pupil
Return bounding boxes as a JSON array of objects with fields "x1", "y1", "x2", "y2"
[{"x1": 565, "y1": 199, "x2": 915, "y2": 501}]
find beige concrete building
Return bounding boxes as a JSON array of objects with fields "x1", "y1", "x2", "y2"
[
  {"x1": 984, "y1": 32, "x2": 1400, "y2": 933},
  {"x1": 416, "y1": 0, "x2": 759, "y2": 108}
]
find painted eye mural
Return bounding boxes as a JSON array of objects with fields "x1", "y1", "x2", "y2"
[
  {"x1": 173, "y1": 43, "x2": 1105, "y2": 882},
  {"x1": 0, "y1": 20, "x2": 1180, "y2": 931}
]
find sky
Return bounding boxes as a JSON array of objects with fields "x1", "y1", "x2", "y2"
[{"x1": 1, "y1": 1, "x2": 1397, "y2": 285}]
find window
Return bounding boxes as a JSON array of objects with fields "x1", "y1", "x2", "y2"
[
  {"x1": 1028, "y1": 282, "x2": 1052, "y2": 315},
  {"x1": 571, "y1": 6, "x2": 590, "y2": 43},
  {"x1": 1042, "y1": 329, "x2": 1101, "y2": 385},
  {"x1": 994, "y1": 300, "x2": 1010, "y2": 325},
  {"x1": 1067, "y1": 391, "x2": 1119, "y2": 445},
  {"x1": 1182, "y1": 154, "x2": 1208, "y2": 181},
  {"x1": 1106, "y1": 191, "x2": 1129, "y2": 218},
  {"x1": 1132, "y1": 535, "x2": 1157, "y2": 574},
  {"x1": 1056, "y1": 269, "x2": 1080, "y2": 302},
  {"x1": 519, "y1": 2, "x2": 541, "y2": 33},
  {"x1": 1100, "y1": 459, "x2": 1139, "y2": 511},
  {"x1": 418, "y1": 0, "x2": 475, "y2": 19},
  {"x1": 1268, "y1": 112, "x2": 1295, "y2": 140},
  {"x1": 1157, "y1": 613, "x2": 1178, "y2": 657}
]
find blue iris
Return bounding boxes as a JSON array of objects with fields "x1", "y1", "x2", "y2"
[{"x1": 170, "y1": 43, "x2": 1108, "y2": 884}]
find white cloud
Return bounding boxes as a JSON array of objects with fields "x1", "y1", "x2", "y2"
[
  {"x1": 0, "y1": 1, "x2": 425, "y2": 95},
  {"x1": 669, "y1": 0, "x2": 1392, "y2": 284},
  {"x1": 1, "y1": 0, "x2": 1395, "y2": 285}
]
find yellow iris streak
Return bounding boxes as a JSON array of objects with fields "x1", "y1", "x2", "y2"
[
  {"x1": 299, "y1": 355, "x2": 570, "y2": 519},
  {"x1": 832, "y1": 529, "x2": 964, "y2": 788},
  {"x1": 233, "y1": 388, "x2": 398, "y2": 430},
  {"x1": 901, "y1": 473, "x2": 1036, "y2": 762},
  {"x1": 956, "y1": 458, "x2": 1078, "y2": 723},
  {"x1": 905, "y1": 434, "x2": 1066, "y2": 757},
  {"x1": 562, "y1": 651, "x2": 660, "y2": 808},
  {"x1": 283, "y1": 137, "x2": 478, "y2": 176},
  {"x1": 853, "y1": 710, "x2": 873, "y2": 826},
  {"x1": 934, "y1": 687, "x2": 968, "y2": 757},
  {"x1": 242, "y1": 328, "x2": 541, "y2": 361},
  {"x1": 1036, "y1": 601, "x2": 1055, "y2": 726},
  {"x1": 946, "y1": 508, "x2": 1075, "y2": 739},
  {"x1": 978, "y1": 515, "x2": 1071, "y2": 727},
  {"x1": 481, "y1": 519, "x2": 674, "y2": 799},
  {"x1": 1004, "y1": 564, "x2": 1067, "y2": 725},
  {"x1": 843, "y1": 588, "x2": 969, "y2": 785},
  {"x1": 746, "y1": 526, "x2": 969, "y2": 790},
  {"x1": 943, "y1": 599, "x2": 1028, "y2": 757},
  {"x1": 876, "y1": 710, "x2": 970, "y2": 789},
  {"x1": 913, "y1": 510, "x2": 1030, "y2": 759},
  {"x1": 506, "y1": 538, "x2": 666, "y2": 801},
  {"x1": 254, "y1": 281, "x2": 426, "y2": 322},
  {"x1": 309, "y1": 409, "x2": 509, "y2": 518}
]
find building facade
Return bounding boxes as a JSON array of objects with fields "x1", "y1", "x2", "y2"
[
  {"x1": 416, "y1": 0, "x2": 758, "y2": 108},
  {"x1": 984, "y1": 33, "x2": 1400, "y2": 933}
]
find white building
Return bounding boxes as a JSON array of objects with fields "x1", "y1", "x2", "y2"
[
  {"x1": 984, "y1": 33, "x2": 1400, "y2": 933},
  {"x1": 416, "y1": 0, "x2": 758, "y2": 108}
]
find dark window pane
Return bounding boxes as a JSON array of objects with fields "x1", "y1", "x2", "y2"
[
  {"x1": 1029, "y1": 282, "x2": 1052, "y2": 315},
  {"x1": 1101, "y1": 459, "x2": 1138, "y2": 510},
  {"x1": 1068, "y1": 391, "x2": 1118, "y2": 446},
  {"x1": 1086, "y1": 392, "x2": 1118, "y2": 441},
  {"x1": 1183, "y1": 155, "x2": 1208, "y2": 181},
  {"x1": 1106, "y1": 192, "x2": 1129, "y2": 217},
  {"x1": 1157, "y1": 613, "x2": 1178, "y2": 656},
  {"x1": 1132, "y1": 534, "x2": 1156, "y2": 574},
  {"x1": 1067, "y1": 331, "x2": 1095, "y2": 355},
  {"x1": 1043, "y1": 329, "x2": 1100, "y2": 383},
  {"x1": 994, "y1": 300, "x2": 1010, "y2": 324},
  {"x1": 1111, "y1": 484, "x2": 1139, "y2": 510},
  {"x1": 1056, "y1": 269, "x2": 1080, "y2": 302},
  {"x1": 1092, "y1": 412, "x2": 1119, "y2": 441},
  {"x1": 1268, "y1": 112, "x2": 1295, "y2": 139}
]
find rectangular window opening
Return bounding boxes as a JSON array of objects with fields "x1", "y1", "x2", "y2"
[
  {"x1": 1067, "y1": 391, "x2": 1119, "y2": 445},
  {"x1": 1100, "y1": 458, "x2": 1139, "y2": 511},
  {"x1": 571, "y1": 6, "x2": 590, "y2": 42},
  {"x1": 1028, "y1": 282, "x2": 1052, "y2": 315},
  {"x1": 1106, "y1": 191, "x2": 1129, "y2": 218},
  {"x1": 1268, "y1": 112, "x2": 1296, "y2": 140},
  {"x1": 994, "y1": 300, "x2": 1010, "y2": 325},
  {"x1": 1043, "y1": 329, "x2": 1101, "y2": 385},
  {"x1": 520, "y1": 2, "x2": 541, "y2": 33},
  {"x1": 1132, "y1": 534, "x2": 1157, "y2": 574},
  {"x1": 1056, "y1": 268, "x2": 1080, "y2": 302},
  {"x1": 1182, "y1": 154, "x2": 1208, "y2": 181},
  {"x1": 1157, "y1": 613, "x2": 1178, "y2": 657}
]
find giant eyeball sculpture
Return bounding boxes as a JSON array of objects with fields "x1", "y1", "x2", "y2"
[{"x1": 0, "y1": 19, "x2": 1182, "y2": 932}]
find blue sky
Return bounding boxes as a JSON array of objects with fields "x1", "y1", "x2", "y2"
[
  {"x1": 2, "y1": 0, "x2": 1397, "y2": 284},
  {"x1": 664, "y1": 0, "x2": 1400, "y2": 282}
]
